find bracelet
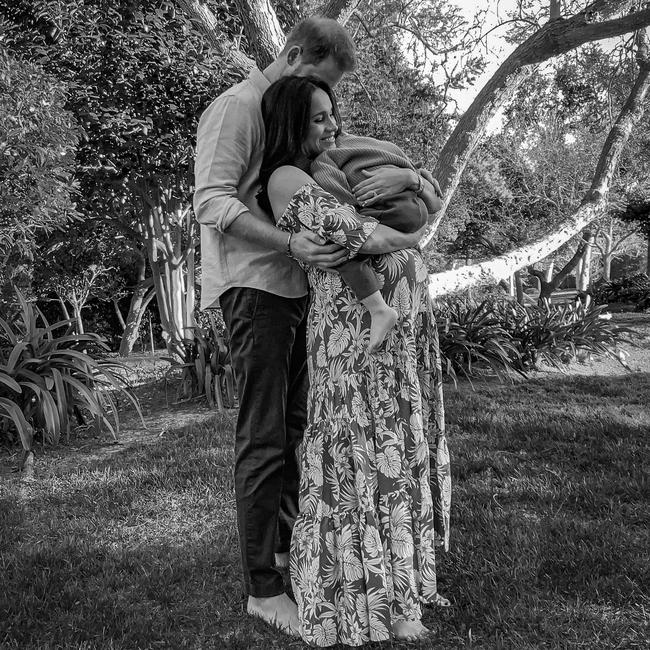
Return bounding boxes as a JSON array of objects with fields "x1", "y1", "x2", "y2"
[
  {"x1": 415, "y1": 173, "x2": 425, "y2": 196},
  {"x1": 286, "y1": 231, "x2": 295, "y2": 259}
]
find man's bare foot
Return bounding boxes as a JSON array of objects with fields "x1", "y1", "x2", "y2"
[
  {"x1": 247, "y1": 593, "x2": 300, "y2": 636},
  {"x1": 368, "y1": 306, "x2": 398, "y2": 353},
  {"x1": 392, "y1": 619, "x2": 430, "y2": 642}
]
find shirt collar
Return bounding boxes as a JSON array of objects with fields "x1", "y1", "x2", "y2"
[{"x1": 248, "y1": 67, "x2": 271, "y2": 95}]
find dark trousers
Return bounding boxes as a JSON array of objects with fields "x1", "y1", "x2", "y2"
[{"x1": 219, "y1": 287, "x2": 309, "y2": 598}]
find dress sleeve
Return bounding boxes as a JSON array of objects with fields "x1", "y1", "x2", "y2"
[{"x1": 278, "y1": 183, "x2": 378, "y2": 258}]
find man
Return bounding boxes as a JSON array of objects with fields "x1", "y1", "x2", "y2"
[{"x1": 194, "y1": 17, "x2": 429, "y2": 634}]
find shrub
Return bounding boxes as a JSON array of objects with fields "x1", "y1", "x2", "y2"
[
  {"x1": 0, "y1": 288, "x2": 142, "y2": 452},
  {"x1": 436, "y1": 299, "x2": 523, "y2": 383},
  {"x1": 435, "y1": 298, "x2": 631, "y2": 380},
  {"x1": 498, "y1": 300, "x2": 630, "y2": 370},
  {"x1": 167, "y1": 311, "x2": 236, "y2": 410},
  {"x1": 592, "y1": 273, "x2": 650, "y2": 310}
]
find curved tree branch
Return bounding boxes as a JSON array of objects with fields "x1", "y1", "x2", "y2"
[
  {"x1": 315, "y1": 0, "x2": 364, "y2": 24},
  {"x1": 421, "y1": 4, "x2": 650, "y2": 247},
  {"x1": 428, "y1": 28, "x2": 650, "y2": 298}
]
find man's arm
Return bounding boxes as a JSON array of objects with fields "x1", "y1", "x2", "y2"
[
  {"x1": 228, "y1": 213, "x2": 349, "y2": 268},
  {"x1": 194, "y1": 94, "x2": 257, "y2": 233},
  {"x1": 194, "y1": 94, "x2": 347, "y2": 268}
]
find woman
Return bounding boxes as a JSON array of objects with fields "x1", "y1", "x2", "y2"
[{"x1": 258, "y1": 76, "x2": 451, "y2": 647}]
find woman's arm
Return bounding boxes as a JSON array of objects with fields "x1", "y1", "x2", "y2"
[
  {"x1": 360, "y1": 223, "x2": 428, "y2": 254},
  {"x1": 268, "y1": 166, "x2": 349, "y2": 267},
  {"x1": 269, "y1": 166, "x2": 425, "y2": 256}
]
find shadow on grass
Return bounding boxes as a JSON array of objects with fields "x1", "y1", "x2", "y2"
[
  {"x1": 439, "y1": 372, "x2": 649, "y2": 649},
  {"x1": 0, "y1": 374, "x2": 648, "y2": 649}
]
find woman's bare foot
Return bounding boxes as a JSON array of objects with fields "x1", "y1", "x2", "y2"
[
  {"x1": 247, "y1": 593, "x2": 300, "y2": 636},
  {"x1": 368, "y1": 306, "x2": 398, "y2": 353},
  {"x1": 392, "y1": 619, "x2": 430, "y2": 642},
  {"x1": 432, "y1": 592, "x2": 451, "y2": 607}
]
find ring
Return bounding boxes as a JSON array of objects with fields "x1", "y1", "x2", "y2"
[{"x1": 371, "y1": 190, "x2": 378, "y2": 198}]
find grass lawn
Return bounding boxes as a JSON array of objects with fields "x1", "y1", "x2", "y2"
[{"x1": 1, "y1": 326, "x2": 649, "y2": 648}]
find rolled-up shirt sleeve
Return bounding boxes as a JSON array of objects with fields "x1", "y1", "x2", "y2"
[{"x1": 193, "y1": 94, "x2": 258, "y2": 233}]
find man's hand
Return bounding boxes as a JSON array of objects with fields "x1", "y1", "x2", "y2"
[
  {"x1": 291, "y1": 230, "x2": 349, "y2": 269},
  {"x1": 418, "y1": 168, "x2": 443, "y2": 198},
  {"x1": 352, "y1": 167, "x2": 415, "y2": 207}
]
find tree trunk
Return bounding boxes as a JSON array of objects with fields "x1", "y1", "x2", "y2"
[
  {"x1": 578, "y1": 231, "x2": 595, "y2": 291},
  {"x1": 514, "y1": 270, "x2": 524, "y2": 305},
  {"x1": 177, "y1": 0, "x2": 255, "y2": 71},
  {"x1": 315, "y1": 0, "x2": 363, "y2": 23},
  {"x1": 231, "y1": 0, "x2": 284, "y2": 68},
  {"x1": 118, "y1": 259, "x2": 155, "y2": 358},
  {"x1": 72, "y1": 301, "x2": 85, "y2": 334},
  {"x1": 601, "y1": 219, "x2": 614, "y2": 281},
  {"x1": 428, "y1": 28, "x2": 650, "y2": 298},
  {"x1": 113, "y1": 299, "x2": 127, "y2": 331},
  {"x1": 421, "y1": 4, "x2": 650, "y2": 246},
  {"x1": 602, "y1": 254, "x2": 612, "y2": 281},
  {"x1": 133, "y1": 181, "x2": 197, "y2": 359},
  {"x1": 58, "y1": 297, "x2": 70, "y2": 321}
]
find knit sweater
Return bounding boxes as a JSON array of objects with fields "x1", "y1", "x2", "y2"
[{"x1": 311, "y1": 133, "x2": 438, "y2": 213}]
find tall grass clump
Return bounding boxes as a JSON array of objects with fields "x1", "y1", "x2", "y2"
[
  {"x1": 0, "y1": 288, "x2": 142, "y2": 455},
  {"x1": 435, "y1": 297, "x2": 630, "y2": 380},
  {"x1": 437, "y1": 299, "x2": 523, "y2": 384}
]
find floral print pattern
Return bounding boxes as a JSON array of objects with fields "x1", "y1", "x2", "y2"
[{"x1": 277, "y1": 184, "x2": 451, "y2": 647}]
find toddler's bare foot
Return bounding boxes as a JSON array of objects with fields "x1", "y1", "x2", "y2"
[
  {"x1": 247, "y1": 593, "x2": 299, "y2": 636},
  {"x1": 392, "y1": 619, "x2": 430, "y2": 642},
  {"x1": 368, "y1": 306, "x2": 398, "y2": 353}
]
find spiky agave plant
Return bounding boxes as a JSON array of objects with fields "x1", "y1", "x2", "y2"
[{"x1": 0, "y1": 288, "x2": 143, "y2": 456}]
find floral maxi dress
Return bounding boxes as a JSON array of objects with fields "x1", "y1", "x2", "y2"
[{"x1": 278, "y1": 184, "x2": 451, "y2": 647}]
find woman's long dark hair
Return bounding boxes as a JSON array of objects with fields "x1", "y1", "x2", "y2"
[{"x1": 257, "y1": 75, "x2": 341, "y2": 216}]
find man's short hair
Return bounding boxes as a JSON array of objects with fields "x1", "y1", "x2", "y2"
[{"x1": 283, "y1": 17, "x2": 356, "y2": 72}]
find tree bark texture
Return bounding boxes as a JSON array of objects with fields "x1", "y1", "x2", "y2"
[
  {"x1": 232, "y1": 0, "x2": 284, "y2": 68},
  {"x1": 133, "y1": 181, "x2": 197, "y2": 359},
  {"x1": 118, "y1": 256, "x2": 155, "y2": 357},
  {"x1": 177, "y1": 0, "x2": 255, "y2": 71},
  {"x1": 578, "y1": 231, "x2": 595, "y2": 291},
  {"x1": 315, "y1": 0, "x2": 363, "y2": 24}
]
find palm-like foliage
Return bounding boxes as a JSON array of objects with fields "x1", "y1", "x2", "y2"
[
  {"x1": 167, "y1": 311, "x2": 236, "y2": 410},
  {"x1": 435, "y1": 298, "x2": 630, "y2": 380},
  {"x1": 0, "y1": 289, "x2": 142, "y2": 450},
  {"x1": 437, "y1": 299, "x2": 523, "y2": 384}
]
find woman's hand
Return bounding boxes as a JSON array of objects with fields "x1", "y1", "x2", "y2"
[
  {"x1": 291, "y1": 230, "x2": 349, "y2": 269},
  {"x1": 352, "y1": 167, "x2": 416, "y2": 206}
]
